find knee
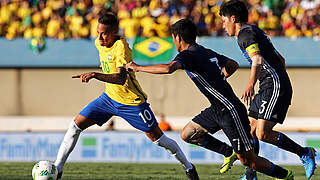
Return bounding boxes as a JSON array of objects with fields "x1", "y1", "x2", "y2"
[
  {"x1": 69, "y1": 121, "x2": 82, "y2": 134},
  {"x1": 180, "y1": 128, "x2": 193, "y2": 143},
  {"x1": 181, "y1": 126, "x2": 206, "y2": 145}
]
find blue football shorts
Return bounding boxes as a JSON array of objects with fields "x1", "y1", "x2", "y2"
[{"x1": 79, "y1": 92, "x2": 158, "y2": 132}]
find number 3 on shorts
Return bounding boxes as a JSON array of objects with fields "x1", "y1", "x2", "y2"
[
  {"x1": 139, "y1": 109, "x2": 155, "y2": 127},
  {"x1": 259, "y1": 100, "x2": 268, "y2": 114}
]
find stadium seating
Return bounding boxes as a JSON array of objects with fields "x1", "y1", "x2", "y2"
[{"x1": 0, "y1": 0, "x2": 319, "y2": 40}]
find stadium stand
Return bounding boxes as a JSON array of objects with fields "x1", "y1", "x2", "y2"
[{"x1": 0, "y1": 0, "x2": 320, "y2": 40}]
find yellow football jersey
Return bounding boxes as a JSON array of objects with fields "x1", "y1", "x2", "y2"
[{"x1": 95, "y1": 37, "x2": 147, "y2": 106}]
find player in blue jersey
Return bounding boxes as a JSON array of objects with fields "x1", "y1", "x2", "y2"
[
  {"x1": 126, "y1": 18, "x2": 295, "y2": 180},
  {"x1": 219, "y1": 1, "x2": 316, "y2": 179}
]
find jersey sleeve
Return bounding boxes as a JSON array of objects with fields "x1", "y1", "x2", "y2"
[
  {"x1": 238, "y1": 29, "x2": 260, "y2": 57},
  {"x1": 172, "y1": 51, "x2": 191, "y2": 70},
  {"x1": 115, "y1": 40, "x2": 132, "y2": 68}
]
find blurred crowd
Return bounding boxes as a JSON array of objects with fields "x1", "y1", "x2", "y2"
[{"x1": 0, "y1": 0, "x2": 320, "y2": 40}]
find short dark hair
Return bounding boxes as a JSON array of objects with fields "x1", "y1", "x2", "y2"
[
  {"x1": 219, "y1": 0, "x2": 248, "y2": 23},
  {"x1": 171, "y1": 19, "x2": 197, "y2": 44},
  {"x1": 98, "y1": 13, "x2": 119, "y2": 32}
]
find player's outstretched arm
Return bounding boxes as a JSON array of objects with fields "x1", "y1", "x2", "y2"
[
  {"x1": 126, "y1": 61, "x2": 183, "y2": 74},
  {"x1": 72, "y1": 67, "x2": 127, "y2": 85},
  {"x1": 223, "y1": 59, "x2": 239, "y2": 78}
]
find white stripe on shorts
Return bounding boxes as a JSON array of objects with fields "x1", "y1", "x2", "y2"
[
  {"x1": 262, "y1": 61, "x2": 280, "y2": 120},
  {"x1": 191, "y1": 72, "x2": 252, "y2": 151}
]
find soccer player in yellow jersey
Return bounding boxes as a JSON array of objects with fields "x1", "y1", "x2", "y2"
[{"x1": 54, "y1": 14, "x2": 199, "y2": 180}]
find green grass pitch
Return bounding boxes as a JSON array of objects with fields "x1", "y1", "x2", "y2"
[{"x1": 0, "y1": 162, "x2": 318, "y2": 180}]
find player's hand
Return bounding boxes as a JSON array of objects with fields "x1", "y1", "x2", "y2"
[
  {"x1": 72, "y1": 72, "x2": 96, "y2": 83},
  {"x1": 241, "y1": 84, "x2": 254, "y2": 106},
  {"x1": 125, "y1": 62, "x2": 139, "y2": 72}
]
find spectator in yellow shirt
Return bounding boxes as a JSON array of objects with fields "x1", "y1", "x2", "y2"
[
  {"x1": 31, "y1": 7, "x2": 43, "y2": 25},
  {"x1": 0, "y1": 1, "x2": 11, "y2": 24},
  {"x1": 266, "y1": 11, "x2": 280, "y2": 30},
  {"x1": 119, "y1": 13, "x2": 139, "y2": 38},
  {"x1": 5, "y1": 15, "x2": 21, "y2": 40},
  {"x1": 47, "y1": 0, "x2": 64, "y2": 11},
  {"x1": 154, "y1": 22, "x2": 170, "y2": 37},
  {"x1": 154, "y1": 12, "x2": 170, "y2": 37},
  {"x1": 92, "y1": 0, "x2": 108, "y2": 6},
  {"x1": 157, "y1": 11, "x2": 170, "y2": 25},
  {"x1": 47, "y1": 13, "x2": 61, "y2": 38},
  {"x1": 89, "y1": 15, "x2": 99, "y2": 38},
  {"x1": 132, "y1": 1, "x2": 148, "y2": 19},
  {"x1": 140, "y1": 13, "x2": 155, "y2": 37},
  {"x1": 301, "y1": 25, "x2": 313, "y2": 37},
  {"x1": 17, "y1": 1, "x2": 31, "y2": 20},
  {"x1": 32, "y1": 23, "x2": 45, "y2": 38},
  {"x1": 290, "y1": 1, "x2": 305, "y2": 18},
  {"x1": 79, "y1": 24, "x2": 90, "y2": 38},
  {"x1": 285, "y1": 24, "x2": 303, "y2": 38},
  {"x1": 149, "y1": 0, "x2": 160, "y2": 11},
  {"x1": 69, "y1": 11, "x2": 84, "y2": 38},
  {"x1": 41, "y1": 1, "x2": 53, "y2": 21},
  {"x1": 24, "y1": 24, "x2": 33, "y2": 39}
]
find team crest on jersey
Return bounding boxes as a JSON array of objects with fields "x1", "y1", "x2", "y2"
[{"x1": 108, "y1": 54, "x2": 112, "y2": 61}]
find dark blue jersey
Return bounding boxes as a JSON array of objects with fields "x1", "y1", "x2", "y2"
[
  {"x1": 173, "y1": 43, "x2": 242, "y2": 111},
  {"x1": 237, "y1": 24, "x2": 291, "y2": 87}
]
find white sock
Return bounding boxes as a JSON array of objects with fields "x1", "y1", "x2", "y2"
[
  {"x1": 154, "y1": 134, "x2": 193, "y2": 171},
  {"x1": 54, "y1": 121, "x2": 82, "y2": 172}
]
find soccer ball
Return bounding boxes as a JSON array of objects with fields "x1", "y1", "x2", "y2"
[{"x1": 32, "y1": 161, "x2": 58, "y2": 180}]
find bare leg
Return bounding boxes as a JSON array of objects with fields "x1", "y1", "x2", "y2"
[
  {"x1": 74, "y1": 114, "x2": 97, "y2": 130},
  {"x1": 255, "y1": 119, "x2": 278, "y2": 144},
  {"x1": 256, "y1": 119, "x2": 308, "y2": 157}
]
